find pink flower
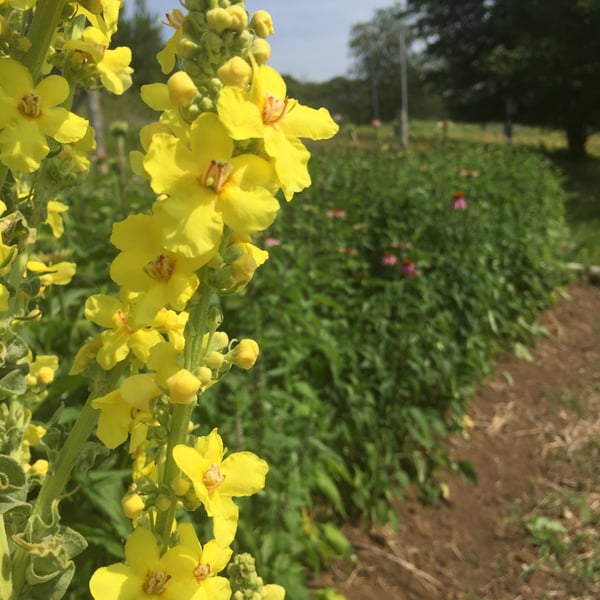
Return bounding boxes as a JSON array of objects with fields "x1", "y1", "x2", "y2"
[
  {"x1": 381, "y1": 251, "x2": 398, "y2": 266},
  {"x1": 371, "y1": 117, "x2": 382, "y2": 128},
  {"x1": 264, "y1": 236, "x2": 280, "y2": 247},
  {"x1": 401, "y1": 258, "x2": 417, "y2": 277},
  {"x1": 452, "y1": 191, "x2": 467, "y2": 210}
]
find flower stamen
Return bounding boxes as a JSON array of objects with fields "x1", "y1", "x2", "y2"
[
  {"x1": 142, "y1": 570, "x2": 172, "y2": 594},
  {"x1": 192, "y1": 561, "x2": 212, "y2": 583},
  {"x1": 201, "y1": 160, "x2": 232, "y2": 193},
  {"x1": 145, "y1": 254, "x2": 175, "y2": 280},
  {"x1": 19, "y1": 93, "x2": 41, "y2": 118},
  {"x1": 262, "y1": 94, "x2": 288, "y2": 124},
  {"x1": 203, "y1": 463, "x2": 225, "y2": 490}
]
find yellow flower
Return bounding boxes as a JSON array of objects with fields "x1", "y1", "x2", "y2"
[
  {"x1": 58, "y1": 124, "x2": 96, "y2": 173},
  {"x1": 74, "y1": 0, "x2": 121, "y2": 38},
  {"x1": 26, "y1": 354, "x2": 58, "y2": 386},
  {"x1": 0, "y1": 58, "x2": 88, "y2": 172},
  {"x1": 217, "y1": 63, "x2": 339, "y2": 200},
  {"x1": 84, "y1": 294, "x2": 163, "y2": 370},
  {"x1": 92, "y1": 373, "x2": 160, "y2": 449},
  {"x1": 144, "y1": 112, "x2": 280, "y2": 259},
  {"x1": 151, "y1": 308, "x2": 188, "y2": 353},
  {"x1": 110, "y1": 213, "x2": 208, "y2": 326},
  {"x1": 45, "y1": 199, "x2": 69, "y2": 238},
  {"x1": 157, "y1": 9, "x2": 184, "y2": 75},
  {"x1": 63, "y1": 27, "x2": 133, "y2": 95},
  {"x1": 173, "y1": 428, "x2": 269, "y2": 546},
  {"x1": 89, "y1": 526, "x2": 202, "y2": 600},
  {"x1": 177, "y1": 523, "x2": 232, "y2": 599},
  {"x1": 264, "y1": 584, "x2": 286, "y2": 600},
  {"x1": 27, "y1": 259, "x2": 76, "y2": 286}
]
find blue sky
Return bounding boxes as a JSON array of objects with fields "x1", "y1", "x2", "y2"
[{"x1": 140, "y1": 0, "x2": 391, "y2": 82}]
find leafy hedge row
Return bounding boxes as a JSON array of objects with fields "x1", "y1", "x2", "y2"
[{"x1": 207, "y1": 141, "x2": 571, "y2": 596}]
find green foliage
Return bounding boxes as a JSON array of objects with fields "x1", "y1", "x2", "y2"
[{"x1": 195, "y1": 140, "x2": 571, "y2": 592}]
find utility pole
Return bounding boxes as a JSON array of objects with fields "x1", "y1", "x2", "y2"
[
  {"x1": 394, "y1": 2, "x2": 409, "y2": 149},
  {"x1": 398, "y1": 18, "x2": 409, "y2": 149}
]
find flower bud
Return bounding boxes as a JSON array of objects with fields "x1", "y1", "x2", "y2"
[
  {"x1": 196, "y1": 366, "x2": 213, "y2": 386},
  {"x1": 166, "y1": 369, "x2": 201, "y2": 404},
  {"x1": 200, "y1": 96, "x2": 214, "y2": 112},
  {"x1": 206, "y1": 7, "x2": 232, "y2": 33},
  {"x1": 231, "y1": 253, "x2": 258, "y2": 286},
  {"x1": 23, "y1": 424, "x2": 46, "y2": 446},
  {"x1": 171, "y1": 477, "x2": 191, "y2": 496},
  {"x1": 250, "y1": 10, "x2": 274, "y2": 38},
  {"x1": 176, "y1": 35, "x2": 201, "y2": 59},
  {"x1": 205, "y1": 351, "x2": 225, "y2": 370},
  {"x1": 217, "y1": 56, "x2": 252, "y2": 87},
  {"x1": 251, "y1": 38, "x2": 271, "y2": 65},
  {"x1": 156, "y1": 495, "x2": 172, "y2": 512},
  {"x1": 37, "y1": 366, "x2": 55, "y2": 385},
  {"x1": 227, "y1": 4, "x2": 248, "y2": 31},
  {"x1": 30, "y1": 459, "x2": 49, "y2": 477},
  {"x1": 212, "y1": 331, "x2": 229, "y2": 350},
  {"x1": 229, "y1": 339, "x2": 259, "y2": 370},
  {"x1": 167, "y1": 71, "x2": 198, "y2": 106},
  {"x1": 121, "y1": 492, "x2": 145, "y2": 519}
]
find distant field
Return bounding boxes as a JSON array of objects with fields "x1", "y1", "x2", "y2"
[{"x1": 334, "y1": 120, "x2": 600, "y2": 265}]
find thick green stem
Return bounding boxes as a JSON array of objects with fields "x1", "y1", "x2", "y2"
[
  {"x1": 22, "y1": 0, "x2": 68, "y2": 82},
  {"x1": 154, "y1": 279, "x2": 212, "y2": 551},
  {"x1": 10, "y1": 368, "x2": 122, "y2": 597}
]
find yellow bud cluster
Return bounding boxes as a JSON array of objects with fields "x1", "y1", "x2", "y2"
[{"x1": 206, "y1": 5, "x2": 248, "y2": 34}]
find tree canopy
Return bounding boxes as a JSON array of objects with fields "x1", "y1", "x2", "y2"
[{"x1": 407, "y1": 0, "x2": 600, "y2": 156}]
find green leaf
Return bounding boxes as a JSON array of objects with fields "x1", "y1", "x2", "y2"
[
  {"x1": 513, "y1": 342, "x2": 534, "y2": 362},
  {"x1": 313, "y1": 466, "x2": 347, "y2": 518}
]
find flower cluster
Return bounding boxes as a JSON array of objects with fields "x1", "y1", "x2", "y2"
[{"x1": 0, "y1": 1, "x2": 337, "y2": 599}]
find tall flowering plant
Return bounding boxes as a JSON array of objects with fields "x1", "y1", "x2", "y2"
[{"x1": 0, "y1": 1, "x2": 338, "y2": 599}]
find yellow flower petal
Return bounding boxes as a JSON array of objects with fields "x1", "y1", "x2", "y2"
[{"x1": 220, "y1": 451, "x2": 268, "y2": 497}]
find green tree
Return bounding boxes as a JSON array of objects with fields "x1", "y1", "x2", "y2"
[
  {"x1": 407, "y1": 0, "x2": 600, "y2": 157},
  {"x1": 348, "y1": 4, "x2": 444, "y2": 123}
]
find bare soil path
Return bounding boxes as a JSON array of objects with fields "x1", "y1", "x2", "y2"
[{"x1": 317, "y1": 281, "x2": 600, "y2": 600}]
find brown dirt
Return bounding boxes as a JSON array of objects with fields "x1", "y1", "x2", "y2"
[{"x1": 315, "y1": 281, "x2": 600, "y2": 600}]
